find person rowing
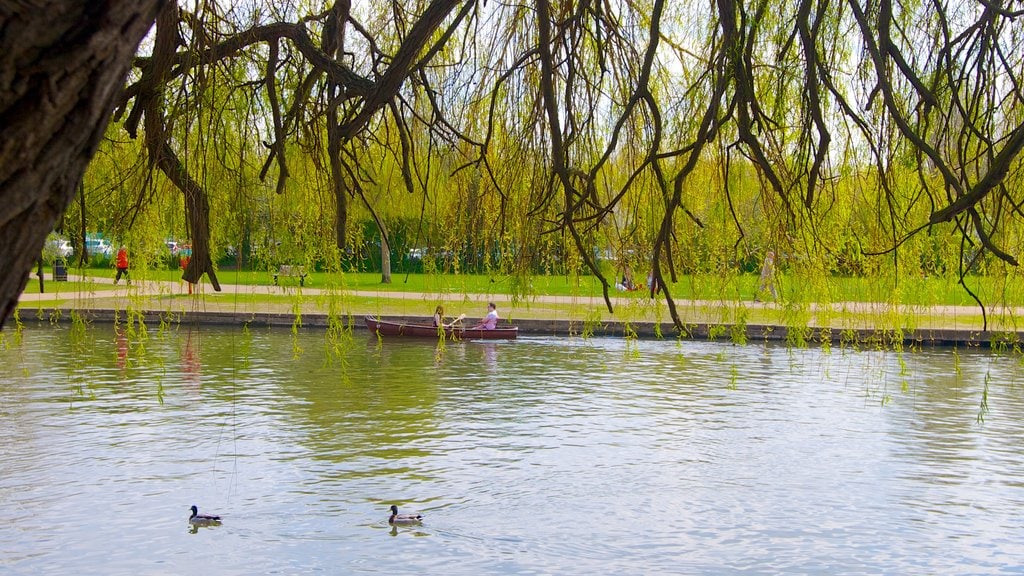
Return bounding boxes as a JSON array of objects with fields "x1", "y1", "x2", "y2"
[{"x1": 470, "y1": 302, "x2": 499, "y2": 330}]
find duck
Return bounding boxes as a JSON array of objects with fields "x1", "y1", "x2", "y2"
[
  {"x1": 189, "y1": 505, "x2": 222, "y2": 525},
  {"x1": 388, "y1": 505, "x2": 423, "y2": 525}
]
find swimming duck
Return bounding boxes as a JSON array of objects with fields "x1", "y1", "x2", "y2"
[
  {"x1": 388, "y1": 505, "x2": 423, "y2": 525},
  {"x1": 189, "y1": 505, "x2": 222, "y2": 525}
]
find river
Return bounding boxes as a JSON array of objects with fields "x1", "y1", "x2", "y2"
[{"x1": 1, "y1": 323, "x2": 1022, "y2": 574}]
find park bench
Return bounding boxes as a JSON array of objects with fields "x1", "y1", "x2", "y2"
[{"x1": 273, "y1": 265, "x2": 307, "y2": 286}]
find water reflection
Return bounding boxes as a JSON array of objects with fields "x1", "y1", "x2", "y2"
[
  {"x1": 1, "y1": 325, "x2": 1023, "y2": 574},
  {"x1": 188, "y1": 521, "x2": 221, "y2": 535},
  {"x1": 181, "y1": 329, "x2": 201, "y2": 389},
  {"x1": 388, "y1": 524, "x2": 429, "y2": 538},
  {"x1": 477, "y1": 342, "x2": 498, "y2": 372},
  {"x1": 115, "y1": 326, "x2": 128, "y2": 373}
]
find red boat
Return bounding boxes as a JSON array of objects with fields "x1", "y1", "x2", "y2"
[{"x1": 364, "y1": 315, "x2": 518, "y2": 339}]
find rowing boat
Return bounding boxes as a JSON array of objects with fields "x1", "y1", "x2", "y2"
[{"x1": 364, "y1": 315, "x2": 518, "y2": 339}]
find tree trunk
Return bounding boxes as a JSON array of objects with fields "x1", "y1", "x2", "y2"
[
  {"x1": 380, "y1": 232, "x2": 392, "y2": 284},
  {"x1": 134, "y1": 2, "x2": 220, "y2": 290},
  {"x1": 328, "y1": 117, "x2": 348, "y2": 252},
  {"x1": 77, "y1": 180, "x2": 88, "y2": 266},
  {"x1": 154, "y1": 142, "x2": 221, "y2": 289},
  {"x1": 324, "y1": 2, "x2": 350, "y2": 254},
  {"x1": 0, "y1": 1, "x2": 163, "y2": 328}
]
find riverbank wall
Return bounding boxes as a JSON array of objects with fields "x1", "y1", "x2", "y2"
[{"x1": 19, "y1": 307, "x2": 1022, "y2": 349}]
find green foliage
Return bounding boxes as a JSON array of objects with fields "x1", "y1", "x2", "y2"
[
  {"x1": 977, "y1": 370, "x2": 991, "y2": 424},
  {"x1": 581, "y1": 309, "x2": 603, "y2": 339},
  {"x1": 35, "y1": 0, "x2": 1018, "y2": 343},
  {"x1": 730, "y1": 304, "x2": 749, "y2": 346},
  {"x1": 818, "y1": 327, "x2": 832, "y2": 353}
]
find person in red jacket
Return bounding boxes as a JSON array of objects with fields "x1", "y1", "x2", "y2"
[{"x1": 114, "y1": 246, "x2": 130, "y2": 285}]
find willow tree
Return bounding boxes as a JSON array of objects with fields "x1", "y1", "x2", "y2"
[
  {"x1": 5, "y1": 0, "x2": 1024, "y2": 332},
  {"x1": 491, "y1": 0, "x2": 1024, "y2": 329},
  {"x1": 437, "y1": 0, "x2": 1024, "y2": 329},
  {"x1": 110, "y1": 1, "x2": 460, "y2": 288}
]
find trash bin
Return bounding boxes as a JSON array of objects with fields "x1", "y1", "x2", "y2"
[{"x1": 53, "y1": 258, "x2": 68, "y2": 281}]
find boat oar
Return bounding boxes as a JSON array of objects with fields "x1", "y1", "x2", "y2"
[{"x1": 445, "y1": 313, "x2": 466, "y2": 328}]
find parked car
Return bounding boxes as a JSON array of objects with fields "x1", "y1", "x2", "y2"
[
  {"x1": 53, "y1": 239, "x2": 73, "y2": 258},
  {"x1": 85, "y1": 237, "x2": 113, "y2": 258},
  {"x1": 43, "y1": 235, "x2": 73, "y2": 261}
]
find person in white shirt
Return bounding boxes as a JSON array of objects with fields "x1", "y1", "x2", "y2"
[{"x1": 471, "y1": 302, "x2": 499, "y2": 330}]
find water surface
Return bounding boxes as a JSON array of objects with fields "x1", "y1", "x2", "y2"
[{"x1": 1, "y1": 324, "x2": 1022, "y2": 574}]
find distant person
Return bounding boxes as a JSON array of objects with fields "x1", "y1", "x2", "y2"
[
  {"x1": 179, "y1": 243, "x2": 192, "y2": 270},
  {"x1": 647, "y1": 270, "x2": 661, "y2": 295},
  {"x1": 756, "y1": 250, "x2": 778, "y2": 301},
  {"x1": 114, "y1": 246, "x2": 130, "y2": 285},
  {"x1": 617, "y1": 268, "x2": 637, "y2": 291},
  {"x1": 180, "y1": 243, "x2": 193, "y2": 295},
  {"x1": 471, "y1": 302, "x2": 499, "y2": 330},
  {"x1": 433, "y1": 305, "x2": 446, "y2": 327}
]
